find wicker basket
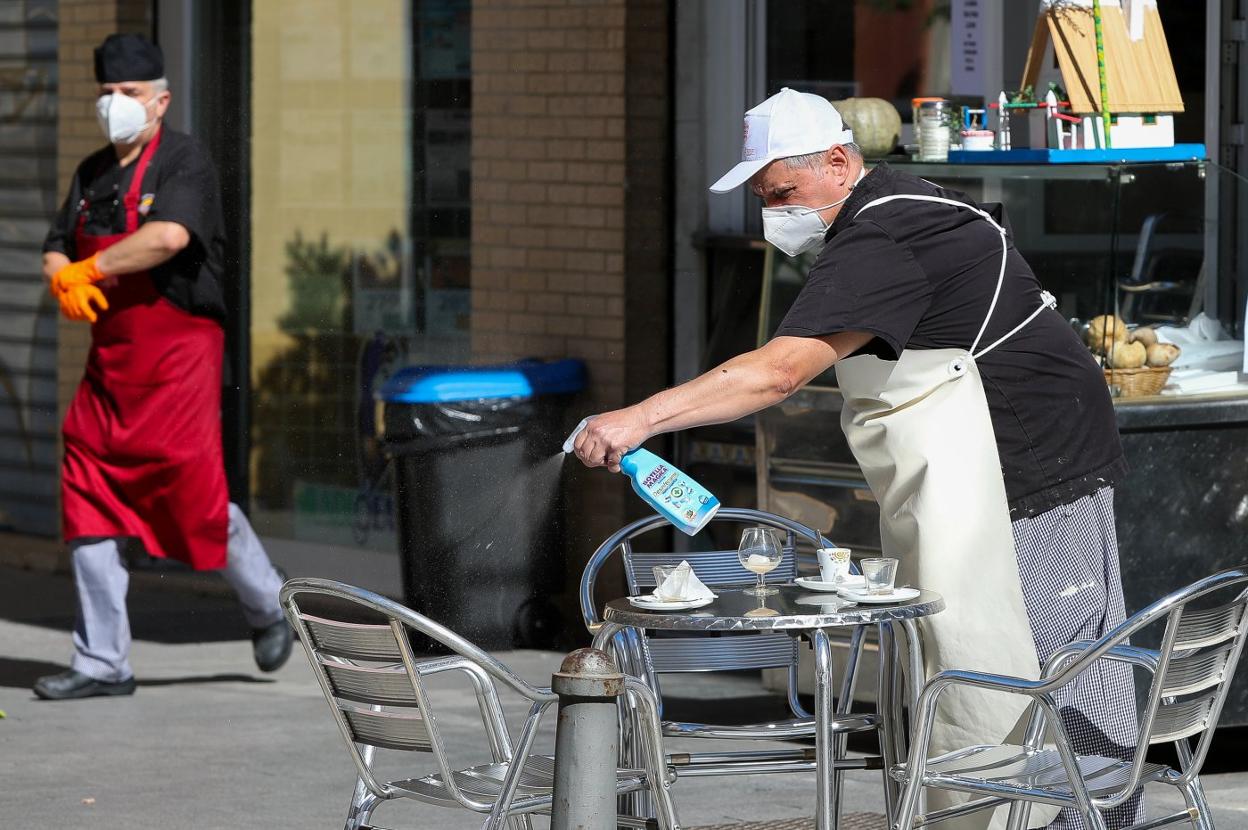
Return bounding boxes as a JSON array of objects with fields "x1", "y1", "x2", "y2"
[{"x1": 1104, "y1": 366, "x2": 1172, "y2": 397}]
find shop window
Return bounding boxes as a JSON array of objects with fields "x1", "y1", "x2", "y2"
[
  {"x1": 248, "y1": 0, "x2": 471, "y2": 551},
  {"x1": 766, "y1": 1, "x2": 950, "y2": 117}
]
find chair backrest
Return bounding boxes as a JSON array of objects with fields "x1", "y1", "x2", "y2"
[
  {"x1": 1046, "y1": 567, "x2": 1248, "y2": 802},
  {"x1": 579, "y1": 508, "x2": 831, "y2": 714},
  {"x1": 281, "y1": 578, "x2": 556, "y2": 810},
  {"x1": 1137, "y1": 568, "x2": 1248, "y2": 780}
]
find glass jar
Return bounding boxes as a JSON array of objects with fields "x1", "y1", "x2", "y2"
[{"x1": 915, "y1": 98, "x2": 952, "y2": 162}]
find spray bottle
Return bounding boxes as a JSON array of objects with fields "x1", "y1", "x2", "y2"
[{"x1": 564, "y1": 418, "x2": 720, "y2": 536}]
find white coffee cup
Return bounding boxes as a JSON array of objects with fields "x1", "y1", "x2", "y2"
[{"x1": 816, "y1": 547, "x2": 852, "y2": 583}]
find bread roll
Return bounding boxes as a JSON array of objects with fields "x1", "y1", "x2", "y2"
[
  {"x1": 1108, "y1": 340, "x2": 1147, "y2": 369},
  {"x1": 1087, "y1": 314, "x2": 1127, "y2": 353},
  {"x1": 1131, "y1": 327, "x2": 1158, "y2": 347},
  {"x1": 1146, "y1": 342, "x2": 1181, "y2": 367}
]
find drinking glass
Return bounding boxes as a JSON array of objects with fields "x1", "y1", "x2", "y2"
[
  {"x1": 651, "y1": 565, "x2": 677, "y2": 598},
  {"x1": 738, "y1": 527, "x2": 782, "y2": 596},
  {"x1": 861, "y1": 558, "x2": 898, "y2": 595}
]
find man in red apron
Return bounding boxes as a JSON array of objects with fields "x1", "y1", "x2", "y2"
[
  {"x1": 573, "y1": 89, "x2": 1140, "y2": 830},
  {"x1": 33, "y1": 34, "x2": 292, "y2": 701}
]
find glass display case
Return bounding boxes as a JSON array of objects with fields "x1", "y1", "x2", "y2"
[{"x1": 761, "y1": 160, "x2": 1223, "y2": 373}]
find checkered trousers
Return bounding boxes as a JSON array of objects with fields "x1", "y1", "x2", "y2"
[{"x1": 1012, "y1": 487, "x2": 1143, "y2": 830}]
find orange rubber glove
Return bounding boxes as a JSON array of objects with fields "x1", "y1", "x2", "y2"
[
  {"x1": 50, "y1": 254, "x2": 106, "y2": 297},
  {"x1": 59, "y1": 283, "x2": 109, "y2": 323}
]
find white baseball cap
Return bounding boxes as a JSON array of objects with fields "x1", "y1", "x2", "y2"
[{"x1": 709, "y1": 88, "x2": 854, "y2": 194}]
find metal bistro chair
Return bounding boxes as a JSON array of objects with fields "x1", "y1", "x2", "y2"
[
  {"x1": 893, "y1": 566, "x2": 1248, "y2": 830},
  {"x1": 281, "y1": 578, "x2": 679, "y2": 830},
  {"x1": 580, "y1": 508, "x2": 881, "y2": 810}
]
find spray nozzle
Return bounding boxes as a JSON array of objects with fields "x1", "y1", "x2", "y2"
[{"x1": 563, "y1": 417, "x2": 591, "y2": 454}]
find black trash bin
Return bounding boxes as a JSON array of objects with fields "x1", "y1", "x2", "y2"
[{"x1": 377, "y1": 359, "x2": 586, "y2": 650}]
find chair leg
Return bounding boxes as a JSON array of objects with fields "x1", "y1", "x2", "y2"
[
  {"x1": 620, "y1": 709, "x2": 653, "y2": 819},
  {"x1": 1082, "y1": 804, "x2": 1109, "y2": 830},
  {"x1": 344, "y1": 788, "x2": 382, "y2": 830},
  {"x1": 627, "y1": 681, "x2": 680, "y2": 830},
  {"x1": 1179, "y1": 777, "x2": 1216, "y2": 830},
  {"x1": 894, "y1": 773, "x2": 923, "y2": 830},
  {"x1": 1004, "y1": 799, "x2": 1033, "y2": 830},
  {"x1": 647, "y1": 771, "x2": 682, "y2": 830},
  {"x1": 893, "y1": 677, "x2": 935, "y2": 830}
]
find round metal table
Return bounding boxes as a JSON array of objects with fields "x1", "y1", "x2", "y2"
[{"x1": 592, "y1": 585, "x2": 945, "y2": 830}]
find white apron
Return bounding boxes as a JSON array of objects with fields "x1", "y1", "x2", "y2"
[{"x1": 834, "y1": 194, "x2": 1058, "y2": 830}]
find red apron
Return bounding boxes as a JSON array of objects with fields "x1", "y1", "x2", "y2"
[{"x1": 61, "y1": 127, "x2": 228, "y2": 570}]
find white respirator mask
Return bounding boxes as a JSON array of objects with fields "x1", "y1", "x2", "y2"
[
  {"x1": 96, "y1": 92, "x2": 156, "y2": 144},
  {"x1": 760, "y1": 169, "x2": 866, "y2": 258}
]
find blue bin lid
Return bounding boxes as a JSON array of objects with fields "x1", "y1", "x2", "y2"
[{"x1": 378, "y1": 359, "x2": 587, "y2": 404}]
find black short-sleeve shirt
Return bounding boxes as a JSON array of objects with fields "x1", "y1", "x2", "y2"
[
  {"x1": 43, "y1": 127, "x2": 227, "y2": 322},
  {"x1": 775, "y1": 163, "x2": 1126, "y2": 518}
]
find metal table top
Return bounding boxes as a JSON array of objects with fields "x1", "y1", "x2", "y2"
[{"x1": 603, "y1": 585, "x2": 944, "y2": 632}]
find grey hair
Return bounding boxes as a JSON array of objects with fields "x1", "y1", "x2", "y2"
[
  {"x1": 781, "y1": 142, "x2": 863, "y2": 170},
  {"x1": 150, "y1": 76, "x2": 169, "y2": 94}
]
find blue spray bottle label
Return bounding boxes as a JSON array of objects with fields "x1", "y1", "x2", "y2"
[{"x1": 564, "y1": 419, "x2": 720, "y2": 536}]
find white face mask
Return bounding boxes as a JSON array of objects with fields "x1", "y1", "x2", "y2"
[
  {"x1": 96, "y1": 92, "x2": 156, "y2": 144},
  {"x1": 760, "y1": 169, "x2": 866, "y2": 258}
]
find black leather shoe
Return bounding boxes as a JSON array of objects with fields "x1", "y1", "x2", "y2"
[
  {"x1": 33, "y1": 669, "x2": 136, "y2": 701},
  {"x1": 253, "y1": 618, "x2": 293, "y2": 672}
]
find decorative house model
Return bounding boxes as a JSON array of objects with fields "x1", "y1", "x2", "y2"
[{"x1": 1021, "y1": 0, "x2": 1183, "y2": 150}]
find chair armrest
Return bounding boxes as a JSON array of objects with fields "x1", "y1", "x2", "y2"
[
  {"x1": 928, "y1": 643, "x2": 1157, "y2": 701},
  {"x1": 414, "y1": 655, "x2": 475, "y2": 675},
  {"x1": 1043, "y1": 641, "x2": 1161, "y2": 678},
  {"x1": 417, "y1": 657, "x2": 559, "y2": 704},
  {"x1": 1023, "y1": 642, "x2": 1154, "y2": 753},
  {"x1": 925, "y1": 668, "x2": 1045, "y2": 697}
]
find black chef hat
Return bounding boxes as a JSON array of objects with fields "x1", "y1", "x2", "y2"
[{"x1": 94, "y1": 33, "x2": 164, "y2": 83}]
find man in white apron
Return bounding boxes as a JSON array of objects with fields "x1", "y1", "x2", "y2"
[{"x1": 571, "y1": 89, "x2": 1140, "y2": 830}]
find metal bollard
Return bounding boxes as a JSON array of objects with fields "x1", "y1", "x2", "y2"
[{"x1": 550, "y1": 647, "x2": 625, "y2": 830}]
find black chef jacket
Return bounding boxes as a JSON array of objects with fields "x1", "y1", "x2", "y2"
[
  {"x1": 775, "y1": 163, "x2": 1127, "y2": 519},
  {"x1": 43, "y1": 127, "x2": 227, "y2": 322}
]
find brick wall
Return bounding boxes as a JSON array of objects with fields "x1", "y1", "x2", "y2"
[
  {"x1": 470, "y1": 0, "x2": 671, "y2": 581},
  {"x1": 55, "y1": 1, "x2": 152, "y2": 427}
]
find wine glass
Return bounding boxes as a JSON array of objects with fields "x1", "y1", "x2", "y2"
[{"x1": 738, "y1": 527, "x2": 782, "y2": 596}]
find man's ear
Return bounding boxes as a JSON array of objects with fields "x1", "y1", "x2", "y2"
[{"x1": 827, "y1": 145, "x2": 849, "y2": 181}]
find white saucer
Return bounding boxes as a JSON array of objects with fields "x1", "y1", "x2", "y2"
[
  {"x1": 836, "y1": 587, "x2": 921, "y2": 604},
  {"x1": 795, "y1": 575, "x2": 866, "y2": 593},
  {"x1": 628, "y1": 595, "x2": 715, "y2": 611}
]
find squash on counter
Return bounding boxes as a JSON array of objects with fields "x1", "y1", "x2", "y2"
[
  {"x1": 1087, "y1": 314, "x2": 1128, "y2": 353},
  {"x1": 1108, "y1": 340, "x2": 1148, "y2": 369},
  {"x1": 1146, "y1": 342, "x2": 1181, "y2": 367},
  {"x1": 832, "y1": 98, "x2": 901, "y2": 159}
]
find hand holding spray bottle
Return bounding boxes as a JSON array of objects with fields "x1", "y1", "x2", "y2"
[{"x1": 564, "y1": 418, "x2": 720, "y2": 536}]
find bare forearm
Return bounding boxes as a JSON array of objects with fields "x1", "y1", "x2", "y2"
[
  {"x1": 94, "y1": 221, "x2": 190, "y2": 276},
  {"x1": 571, "y1": 332, "x2": 868, "y2": 471},
  {"x1": 637, "y1": 349, "x2": 797, "y2": 436}
]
